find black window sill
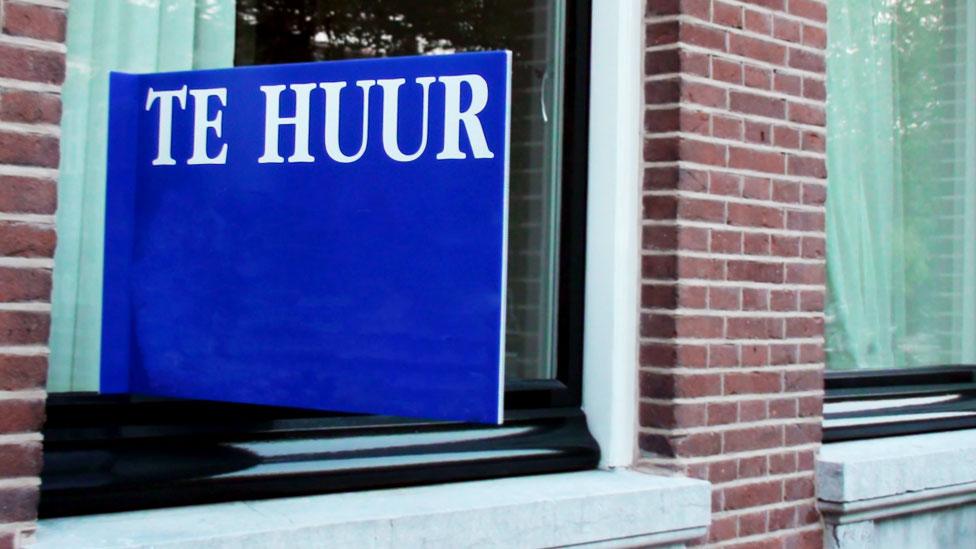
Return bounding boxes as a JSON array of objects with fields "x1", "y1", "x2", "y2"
[
  {"x1": 824, "y1": 365, "x2": 976, "y2": 443},
  {"x1": 39, "y1": 392, "x2": 599, "y2": 518}
]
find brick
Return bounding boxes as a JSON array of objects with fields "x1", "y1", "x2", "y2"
[
  {"x1": 801, "y1": 131, "x2": 825, "y2": 152},
  {"x1": 789, "y1": 0, "x2": 827, "y2": 23},
  {"x1": 771, "y1": 235, "x2": 800, "y2": 257},
  {"x1": 641, "y1": 313, "x2": 676, "y2": 338},
  {"x1": 643, "y1": 194, "x2": 677, "y2": 219},
  {"x1": 769, "y1": 397, "x2": 798, "y2": 418},
  {"x1": 788, "y1": 155, "x2": 826, "y2": 177},
  {"x1": 730, "y1": 91, "x2": 785, "y2": 118},
  {"x1": 679, "y1": 50, "x2": 711, "y2": 77},
  {"x1": 723, "y1": 480, "x2": 782, "y2": 510},
  {"x1": 645, "y1": 78, "x2": 680, "y2": 104},
  {"x1": 0, "y1": 399, "x2": 44, "y2": 434},
  {"x1": 712, "y1": 115, "x2": 742, "y2": 139},
  {"x1": 644, "y1": 166, "x2": 679, "y2": 191},
  {"x1": 679, "y1": 138, "x2": 726, "y2": 166},
  {"x1": 771, "y1": 289, "x2": 798, "y2": 310},
  {"x1": 0, "y1": 485, "x2": 38, "y2": 522},
  {"x1": 642, "y1": 284, "x2": 678, "y2": 309},
  {"x1": 676, "y1": 315, "x2": 724, "y2": 338},
  {"x1": 682, "y1": 81, "x2": 727, "y2": 108},
  {"x1": 0, "y1": 355, "x2": 47, "y2": 391},
  {"x1": 0, "y1": 223, "x2": 55, "y2": 258},
  {"x1": 708, "y1": 402, "x2": 738, "y2": 426},
  {"x1": 743, "y1": 65, "x2": 772, "y2": 89},
  {"x1": 645, "y1": 49, "x2": 680, "y2": 74},
  {"x1": 773, "y1": 180, "x2": 801, "y2": 202},
  {"x1": 788, "y1": 48, "x2": 825, "y2": 72},
  {"x1": 0, "y1": 176, "x2": 57, "y2": 214},
  {"x1": 677, "y1": 343, "x2": 708, "y2": 367},
  {"x1": 0, "y1": 441, "x2": 42, "y2": 477},
  {"x1": 785, "y1": 263, "x2": 825, "y2": 284},
  {"x1": 641, "y1": 401, "x2": 707, "y2": 429},
  {"x1": 713, "y1": 1, "x2": 742, "y2": 28},
  {"x1": 709, "y1": 344, "x2": 738, "y2": 367},
  {"x1": 2, "y1": 2, "x2": 66, "y2": 42},
  {"x1": 728, "y1": 260, "x2": 783, "y2": 283},
  {"x1": 784, "y1": 369, "x2": 822, "y2": 391},
  {"x1": 0, "y1": 268, "x2": 50, "y2": 302},
  {"x1": 646, "y1": 21, "x2": 680, "y2": 47},
  {"x1": 803, "y1": 77, "x2": 826, "y2": 100},
  {"x1": 739, "y1": 399, "x2": 768, "y2": 422},
  {"x1": 708, "y1": 516, "x2": 738, "y2": 543},
  {"x1": 769, "y1": 452, "x2": 798, "y2": 475},
  {"x1": 677, "y1": 226, "x2": 709, "y2": 251},
  {"x1": 784, "y1": 422, "x2": 821, "y2": 445},
  {"x1": 640, "y1": 343, "x2": 676, "y2": 367},
  {"x1": 743, "y1": 232, "x2": 769, "y2": 255},
  {"x1": 680, "y1": 22, "x2": 727, "y2": 51},
  {"x1": 774, "y1": 126, "x2": 800, "y2": 149},
  {"x1": 742, "y1": 288, "x2": 769, "y2": 310},
  {"x1": 774, "y1": 72, "x2": 802, "y2": 96},
  {"x1": 728, "y1": 203, "x2": 783, "y2": 228},
  {"x1": 729, "y1": 147, "x2": 785, "y2": 174},
  {"x1": 640, "y1": 431, "x2": 721, "y2": 458},
  {"x1": 744, "y1": 10, "x2": 772, "y2": 34},
  {"x1": 645, "y1": 104, "x2": 679, "y2": 132},
  {"x1": 799, "y1": 289, "x2": 823, "y2": 311},
  {"x1": 643, "y1": 254, "x2": 678, "y2": 279},
  {"x1": 784, "y1": 475, "x2": 815, "y2": 501},
  {"x1": 711, "y1": 230, "x2": 742, "y2": 253},
  {"x1": 679, "y1": 197, "x2": 725, "y2": 222},
  {"x1": 678, "y1": 168, "x2": 709, "y2": 191},
  {"x1": 644, "y1": 137, "x2": 679, "y2": 162},
  {"x1": 643, "y1": 224, "x2": 677, "y2": 250},
  {"x1": 738, "y1": 510, "x2": 767, "y2": 536},
  {"x1": 0, "y1": 311, "x2": 49, "y2": 344},
  {"x1": 773, "y1": 16, "x2": 801, "y2": 42},
  {"x1": 744, "y1": 121, "x2": 771, "y2": 144},
  {"x1": 0, "y1": 90, "x2": 61, "y2": 125},
  {"x1": 0, "y1": 132, "x2": 59, "y2": 168},
  {"x1": 680, "y1": 109, "x2": 710, "y2": 135},
  {"x1": 788, "y1": 103, "x2": 825, "y2": 126},
  {"x1": 802, "y1": 25, "x2": 827, "y2": 49},
  {"x1": 729, "y1": 35, "x2": 786, "y2": 64},
  {"x1": 0, "y1": 43, "x2": 65, "y2": 84},
  {"x1": 709, "y1": 287, "x2": 739, "y2": 310},
  {"x1": 679, "y1": 284, "x2": 708, "y2": 308},
  {"x1": 709, "y1": 172, "x2": 740, "y2": 195},
  {"x1": 725, "y1": 371, "x2": 781, "y2": 394},
  {"x1": 786, "y1": 317, "x2": 823, "y2": 338}
]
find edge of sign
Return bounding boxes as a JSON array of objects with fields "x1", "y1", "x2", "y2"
[{"x1": 496, "y1": 51, "x2": 513, "y2": 425}]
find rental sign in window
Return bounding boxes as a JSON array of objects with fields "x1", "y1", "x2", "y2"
[{"x1": 101, "y1": 52, "x2": 511, "y2": 424}]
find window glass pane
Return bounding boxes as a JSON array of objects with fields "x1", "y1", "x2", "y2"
[
  {"x1": 49, "y1": 0, "x2": 565, "y2": 391},
  {"x1": 825, "y1": 0, "x2": 976, "y2": 370},
  {"x1": 49, "y1": 0, "x2": 236, "y2": 392},
  {"x1": 234, "y1": 0, "x2": 566, "y2": 381}
]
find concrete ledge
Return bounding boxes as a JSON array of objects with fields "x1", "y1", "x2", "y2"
[
  {"x1": 818, "y1": 429, "x2": 976, "y2": 524},
  {"x1": 36, "y1": 470, "x2": 711, "y2": 548}
]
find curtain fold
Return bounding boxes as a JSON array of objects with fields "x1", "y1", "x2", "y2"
[
  {"x1": 826, "y1": 0, "x2": 976, "y2": 370},
  {"x1": 50, "y1": 0, "x2": 236, "y2": 392}
]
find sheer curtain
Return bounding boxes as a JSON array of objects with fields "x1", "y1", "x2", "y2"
[
  {"x1": 49, "y1": 0, "x2": 235, "y2": 392},
  {"x1": 826, "y1": 0, "x2": 976, "y2": 370}
]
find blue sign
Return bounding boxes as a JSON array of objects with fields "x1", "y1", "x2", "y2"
[{"x1": 102, "y1": 52, "x2": 511, "y2": 424}]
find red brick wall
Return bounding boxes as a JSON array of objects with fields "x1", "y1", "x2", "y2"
[
  {"x1": 640, "y1": 0, "x2": 826, "y2": 546},
  {"x1": 0, "y1": 0, "x2": 65, "y2": 547}
]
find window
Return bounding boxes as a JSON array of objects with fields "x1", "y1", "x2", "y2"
[
  {"x1": 42, "y1": 0, "x2": 595, "y2": 516},
  {"x1": 824, "y1": 0, "x2": 976, "y2": 439}
]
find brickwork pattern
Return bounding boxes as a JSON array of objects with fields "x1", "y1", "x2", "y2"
[
  {"x1": 0, "y1": 0, "x2": 65, "y2": 547},
  {"x1": 640, "y1": 0, "x2": 827, "y2": 546}
]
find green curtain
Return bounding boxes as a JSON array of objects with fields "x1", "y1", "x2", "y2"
[
  {"x1": 49, "y1": 0, "x2": 236, "y2": 392},
  {"x1": 826, "y1": 0, "x2": 976, "y2": 370}
]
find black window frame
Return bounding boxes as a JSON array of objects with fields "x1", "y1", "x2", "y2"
[{"x1": 39, "y1": 0, "x2": 597, "y2": 518}]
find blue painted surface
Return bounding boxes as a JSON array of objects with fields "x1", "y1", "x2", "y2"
[{"x1": 101, "y1": 52, "x2": 511, "y2": 424}]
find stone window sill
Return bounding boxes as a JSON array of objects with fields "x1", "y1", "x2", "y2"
[
  {"x1": 817, "y1": 428, "x2": 976, "y2": 524},
  {"x1": 37, "y1": 470, "x2": 710, "y2": 548}
]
